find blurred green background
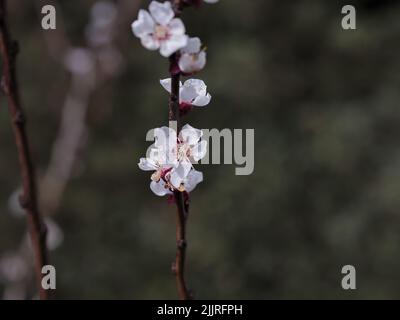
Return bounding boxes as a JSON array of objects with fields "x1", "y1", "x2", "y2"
[{"x1": 1, "y1": 0, "x2": 400, "y2": 299}]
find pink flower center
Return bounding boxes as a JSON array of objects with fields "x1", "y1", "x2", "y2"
[
  {"x1": 154, "y1": 25, "x2": 170, "y2": 41},
  {"x1": 178, "y1": 143, "x2": 191, "y2": 161}
]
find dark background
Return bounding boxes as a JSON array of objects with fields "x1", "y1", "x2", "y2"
[{"x1": 0, "y1": 0, "x2": 400, "y2": 299}]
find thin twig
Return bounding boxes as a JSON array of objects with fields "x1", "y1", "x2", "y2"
[
  {"x1": 169, "y1": 54, "x2": 181, "y2": 125},
  {"x1": 172, "y1": 190, "x2": 191, "y2": 300},
  {"x1": 0, "y1": 0, "x2": 48, "y2": 300}
]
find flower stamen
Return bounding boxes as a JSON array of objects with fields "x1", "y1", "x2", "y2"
[{"x1": 154, "y1": 25, "x2": 170, "y2": 41}]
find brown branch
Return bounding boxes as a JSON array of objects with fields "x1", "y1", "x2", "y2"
[
  {"x1": 0, "y1": 0, "x2": 48, "y2": 300},
  {"x1": 168, "y1": 54, "x2": 181, "y2": 125},
  {"x1": 169, "y1": 53, "x2": 191, "y2": 299},
  {"x1": 172, "y1": 190, "x2": 190, "y2": 300},
  {"x1": 169, "y1": 50, "x2": 192, "y2": 299},
  {"x1": 167, "y1": 0, "x2": 196, "y2": 301}
]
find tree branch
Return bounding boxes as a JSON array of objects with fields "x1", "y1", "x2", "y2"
[
  {"x1": 169, "y1": 49, "x2": 192, "y2": 299},
  {"x1": 0, "y1": 0, "x2": 48, "y2": 300},
  {"x1": 172, "y1": 190, "x2": 190, "y2": 300}
]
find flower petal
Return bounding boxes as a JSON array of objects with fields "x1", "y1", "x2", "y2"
[
  {"x1": 195, "y1": 51, "x2": 207, "y2": 69},
  {"x1": 168, "y1": 18, "x2": 186, "y2": 36},
  {"x1": 159, "y1": 34, "x2": 188, "y2": 57},
  {"x1": 178, "y1": 51, "x2": 206, "y2": 73},
  {"x1": 192, "y1": 140, "x2": 207, "y2": 162},
  {"x1": 149, "y1": 1, "x2": 174, "y2": 26},
  {"x1": 148, "y1": 146, "x2": 175, "y2": 167},
  {"x1": 192, "y1": 93, "x2": 211, "y2": 107},
  {"x1": 185, "y1": 79, "x2": 207, "y2": 96},
  {"x1": 150, "y1": 180, "x2": 172, "y2": 196},
  {"x1": 160, "y1": 78, "x2": 172, "y2": 93},
  {"x1": 182, "y1": 37, "x2": 201, "y2": 54},
  {"x1": 140, "y1": 35, "x2": 160, "y2": 51},
  {"x1": 180, "y1": 82, "x2": 198, "y2": 104},
  {"x1": 131, "y1": 10, "x2": 155, "y2": 38},
  {"x1": 170, "y1": 161, "x2": 192, "y2": 189},
  {"x1": 138, "y1": 157, "x2": 158, "y2": 171},
  {"x1": 178, "y1": 54, "x2": 194, "y2": 73},
  {"x1": 154, "y1": 126, "x2": 177, "y2": 166},
  {"x1": 180, "y1": 124, "x2": 203, "y2": 145},
  {"x1": 184, "y1": 169, "x2": 203, "y2": 193}
]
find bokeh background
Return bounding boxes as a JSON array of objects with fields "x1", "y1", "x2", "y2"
[{"x1": 1, "y1": 0, "x2": 400, "y2": 299}]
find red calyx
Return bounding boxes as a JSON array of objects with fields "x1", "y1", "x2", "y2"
[
  {"x1": 179, "y1": 102, "x2": 193, "y2": 116},
  {"x1": 168, "y1": 191, "x2": 190, "y2": 211}
]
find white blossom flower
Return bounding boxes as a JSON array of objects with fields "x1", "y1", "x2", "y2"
[
  {"x1": 138, "y1": 126, "x2": 177, "y2": 196},
  {"x1": 138, "y1": 152, "x2": 174, "y2": 196},
  {"x1": 160, "y1": 78, "x2": 211, "y2": 108},
  {"x1": 170, "y1": 124, "x2": 207, "y2": 189},
  {"x1": 178, "y1": 37, "x2": 206, "y2": 74},
  {"x1": 138, "y1": 125, "x2": 206, "y2": 196},
  {"x1": 131, "y1": 1, "x2": 188, "y2": 57}
]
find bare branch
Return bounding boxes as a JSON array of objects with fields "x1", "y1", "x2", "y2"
[{"x1": 0, "y1": 0, "x2": 48, "y2": 300}]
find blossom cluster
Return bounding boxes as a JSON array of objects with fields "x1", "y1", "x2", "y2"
[
  {"x1": 132, "y1": 0, "x2": 218, "y2": 196},
  {"x1": 138, "y1": 125, "x2": 206, "y2": 196}
]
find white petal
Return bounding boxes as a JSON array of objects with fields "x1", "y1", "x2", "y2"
[
  {"x1": 192, "y1": 140, "x2": 207, "y2": 162},
  {"x1": 168, "y1": 18, "x2": 186, "y2": 36},
  {"x1": 148, "y1": 146, "x2": 159, "y2": 160},
  {"x1": 170, "y1": 161, "x2": 192, "y2": 189},
  {"x1": 148, "y1": 147, "x2": 168, "y2": 167},
  {"x1": 180, "y1": 79, "x2": 210, "y2": 106},
  {"x1": 178, "y1": 51, "x2": 206, "y2": 73},
  {"x1": 184, "y1": 169, "x2": 203, "y2": 193},
  {"x1": 154, "y1": 126, "x2": 169, "y2": 148},
  {"x1": 138, "y1": 157, "x2": 158, "y2": 171},
  {"x1": 178, "y1": 54, "x2": 194, "y2": 73},
  {"x1": 180, "y1": 83, "x2": 198, "y2": 104},
  {"x1": 195, "y1": 51, "x2": 207, "y2": 69},
  {"x1": 180, "y1": 124, "x2": 203, "y2": 145},
  {"x1": 185, "y1": 79, "x2": 207, "y2": 96},
  {"x1": 192, "y1": 93, "x2": 211, "y2": 107},
  {"x1": 150, "y1": 180, "x2": 172, "y2": 196},
  {"x1": 154, "y1": 126, "x2": 177, "y2": 155},
  {"x1": 140, "y1": 35, "x2": 160, "y2": 51},
  {"x1": 160, "y1": 78, "x2": 172, "y2": 93},
  {"x1": 181, "y1": 159, "x2": 193, "y2": 177},
  {"x1": 131, "y1": 10, "x2": 155, "y2": 38},
  {"x1": 149, "y1": 1, "x2": 174, "y2": 26},
  {"x1": 170, "y1": 172, "x2": 183, "y2": 189},
  {"x1": 182, "y1": 37, "x2": 201, "y2": 54},
  {"x1": 159, "y1": 34, "x2": 188, "y2": 57}
]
